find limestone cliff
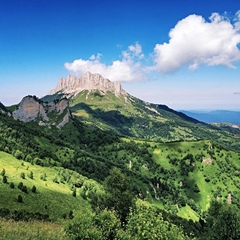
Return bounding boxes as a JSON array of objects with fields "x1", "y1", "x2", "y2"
[
  {"x1": 12, "y1": 96, "x2": 71, "y2": 128},
  {"x1": 49, "y1": 72, "x2": 126, "y2": 97}
]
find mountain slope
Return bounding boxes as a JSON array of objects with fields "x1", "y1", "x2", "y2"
[{"x1": 46, "y1": 72, "x2": 240, "y2": 151}]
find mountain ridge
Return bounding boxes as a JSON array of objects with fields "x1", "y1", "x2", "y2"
[{"x1": 181, "y1": 110, "x2": 240, "y2": 125}]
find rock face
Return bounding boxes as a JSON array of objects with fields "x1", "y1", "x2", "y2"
[
  {"x1": 12, "y1": 96, "x2": 71, "y2": 128},
  {"x1": 49, "y1": 72, "x2": 126, "y2": 97}
]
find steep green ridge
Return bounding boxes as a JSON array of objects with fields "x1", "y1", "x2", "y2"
[{"x1": 68, "y1": 89, "x2": 240, "y2": 152}]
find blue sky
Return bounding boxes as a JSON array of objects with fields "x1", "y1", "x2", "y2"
[{"x1": 1, "y1": 0, "x2": 240, "y2": 110}]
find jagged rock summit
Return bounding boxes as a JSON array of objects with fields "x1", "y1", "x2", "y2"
[
  {"x1": 49, "y1": 72, "x2": 126, "y2": 97},
  {"x1": 12, "y1": 95, "x2": 71, "y2": 128}
]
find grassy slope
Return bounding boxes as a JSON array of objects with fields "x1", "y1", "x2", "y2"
[
  {"x1": 0, "y1": 151, "x2": 90, "y2": 220},
  {"x1": 0, "y1": 219, "x2": 69, "y2": 240},
  {"x1": 150, "y1": 140, "x2": 240, "y2": 219},
  {"x1": 69, "y1": 90, "x2": 240, "y2": 153}
]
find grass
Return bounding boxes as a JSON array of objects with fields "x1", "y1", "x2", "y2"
[
  {"x1": 150, "y1": 140, "x2": 240, "y2": 219},
  {"x1": 0, "y1": 151, "x2": 89, "y2": 220},
  {"x1": 0, "y1": 218, "x2": 70, "y2": 240},
  {"x1": 177, "y1": 205, "x2": 199, "y2": 221}
]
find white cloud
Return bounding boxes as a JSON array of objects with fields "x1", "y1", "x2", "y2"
[
  {"x1": 65, "y1": 12, "x2": 240, "y2": 81},
  {"x1": 154, "y1": 11, "x2": 240, "y2": 73},
  {"x1": 64, "y1": 43, "x2": 146, "y2": 82}
]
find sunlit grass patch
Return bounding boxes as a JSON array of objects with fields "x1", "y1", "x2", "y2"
[{"x1": 0, "y1": 218, "x2": 70, "y2": 240}]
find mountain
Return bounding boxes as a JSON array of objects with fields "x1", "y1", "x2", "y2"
[
  {"x1": 8, "y1": 95, "x2": 71, "y2": 128},
  {"x1": 44, "y1": 72, "x2": 240, "y2": 151},
  {"x1": 181, "y1": 110, "x2": 240, "y2": 125},
  {"x1": 48, "y1": 71, "x2": 126, "y2": 97}
]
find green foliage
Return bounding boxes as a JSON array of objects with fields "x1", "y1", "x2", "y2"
[
  {"x1": 117, "y1": 200, "x2": 193, "y2": 240},
  {"x1": 66, "y1": 200, "x2": 194, "y2": 240},
  {"x1": 203, "y1": 201, "x2": 240, "y2": 239},
  {"x1": 103, "y1": 168, "x2": 135, "y2": 222},
  {"x1": 28, "y1": 171, "x2": 34, "y2": 179},
  {"x1": 31, "y1": 185, "x2": 37, "y2": 193},
  {"x1": 66, "y1": 209, "x2": 103, "y2": 240},
  {"x1": 20, "y1": 172, "x2": 25, "y2": 179},
  {"x1": 2, "y1": 175, "x2": 8, "y2": 184},
  {"x1": 72, "y1": 188, "x2": 76, "y2": 197},
  {"x1": 1, "y1": 168, "x2": 6, "y2": 176},
  {"x1": 17, "y1": 195, "x2": 23, "y2": 203}
]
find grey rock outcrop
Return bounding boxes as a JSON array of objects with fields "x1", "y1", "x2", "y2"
[
  {"x1": 12, "y1": 95, "x2": 71, "y2": 128},
  {"x1": 49, "y1": 72, "x2": 126, "y2": 97}
]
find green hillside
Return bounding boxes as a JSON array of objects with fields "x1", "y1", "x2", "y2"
[
  {"x1": 1, "y1": 90, "x2": 240, "y2": 239},
  {"x1": 0, "y1": 151, "x2": 92, "y2": 220},
  {"x1": 68, "y1": 90, "x2": 240, "y2": 152}
]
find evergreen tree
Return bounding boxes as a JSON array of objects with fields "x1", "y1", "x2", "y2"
[
  {"x1": 20, "y1": 172, "x2": 25, "y2": 179},
  {"x1": 31, "y1": 185, "x2": 36, "y2": 193},
  {"x1": 2, "y1": 175, "x2": 8, "y2": 184},
  {"x1": 72, "y1": 188, "x2": 76, "y2": 197},
  {"x1": 22, "y1": 185, "x2": 28, "y2": 193},
  {"x1": 1, "y1": 168, "x2": 5, "y2": 176},
  {"x1": 18, "y1": 182, "x2": 23, "y2": 190},
  {"x1": 28, "y1": 171, "x2": 34, "y2": 179},
  {"x1": 17, "y1": 195, "x2": 23, "y2": 203}
]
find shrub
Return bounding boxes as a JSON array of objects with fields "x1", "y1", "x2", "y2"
[
  {"x1": 17, "y1": 195, "x2": 23, "y2": 203},
  {"x1": 2, "y1": 175, "x2": 8, "y2": 184},
  {"x1": 31, "y1": 185, "x2": 36, "y2": 193},
  {"x1": 20, "y1": 172, "x2": 25, "y2": 179}
]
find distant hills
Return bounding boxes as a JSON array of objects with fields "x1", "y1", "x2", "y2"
[{"x1": 181, "y1": 110, "x2": 240, "y2": 125}]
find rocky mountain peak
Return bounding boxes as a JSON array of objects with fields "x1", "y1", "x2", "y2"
[
  {"x1": 49, "y1": 72, "x2": 127, "y2": 97},
  {"x1": 12, "y1": 95, "x2": 71, "y2": 128}
]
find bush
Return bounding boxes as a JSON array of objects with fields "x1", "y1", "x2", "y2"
[
  {"x1": 18, "y1": 182, "x2": 23, "y2": 190},
  {"x1": 17, "y1": 195, "x2": 23, "y2": 203},
  {"x1": 1, "y1": 168, "x2": 6, "y2": 176},
  {"x1": 20, "y1": 172, "x2": 25, "y2": 179},
  {"x1": 31, "y1": 185, "x2": 36, "y2": 193},
  {"x1": 2, "y1": 175, "x2": 8, "y2": 184}
]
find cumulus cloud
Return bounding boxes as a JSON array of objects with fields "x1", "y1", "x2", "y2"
[
  {"x1": 154, "y1": 11, "x2": 240, "y2": 73},
  {"x1": 65, "y1": 12, "x2": 240, "y2": 81},
  {"x1": 64, "y1": 43, "x2": 146, "y2": 82}
]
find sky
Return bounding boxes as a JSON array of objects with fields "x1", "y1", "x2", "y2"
[{"x1": 1, "y1": 0, "x2": 240, "y2": 110}]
